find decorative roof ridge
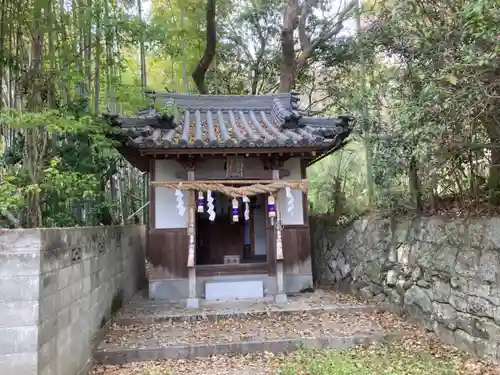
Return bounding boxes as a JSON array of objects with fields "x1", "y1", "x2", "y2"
[
  {"x1": 272, "y1": 98, "x2": 302, "y2": 129},
  {"x1": 295, "y1": 113, "x2": 353, "y2": 128},
  {"x1": 150, "y1": 92, "x2": 295, "y2": 99},
  {"x1": 145, "y1": 92, "x2": 298, "y2": 113},
  {"x1": 290, "y1": 91, "x2": 300, "y2": 110}
]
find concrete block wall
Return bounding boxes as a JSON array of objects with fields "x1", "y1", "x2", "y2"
[
  {"x1": 0, "y1": 229, "x2": 42, "y2": 374},
  {"x1": 0, "y1": 225, "x2": 146, "y2": 375}
]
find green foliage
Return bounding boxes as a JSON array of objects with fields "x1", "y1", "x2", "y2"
[
  {"x1": 115, "y1": 82, "x2": 151, "y2": 115},
  {"x1": 309, "y1": 141, "x2": 368, "y2": 219},
  {"x1": 0, "y1": 104, "x2": 120, "y2": 227},
  {"x1": 214, "y1": 0, "x2": 281, "y2": 94},
  {"x1": 308, "y1": 0, "x2": 500, "y2": 218},
  {"x1": 0, "y1": 174, "x2": 26, "y2": 214},
  {"x1": 0, "y1": 0, "x2": 152, "y2": 228},
  {"x1": 0, "y1": 158, "x2": 100, "y2": 227},
  {"x1": 2, "y1": 133, "x2": 24, "y2": 166},
  {"x1": 41, "y1": 158, "x2": 99, "y2": 227},
  {"x1": 379, "y1": 0, "x2": 499, "y2": 204},
  {"x1": 0, "y1": 108, "x2": 112, "y2": 146},
  {"x1": 154, "y1": 99, "x2": 179, "y2": 117},
  {"x1": 2, "y1": 0, "x2": 498, "y2": 228}
]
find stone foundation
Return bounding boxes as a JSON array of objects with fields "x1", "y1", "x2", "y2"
[
  {"x1": 312, "y1": 215, "x2": 500, "y2": 363},
  {"x1": 0, "y1": 225, "x2": 146, "y2": 375}
]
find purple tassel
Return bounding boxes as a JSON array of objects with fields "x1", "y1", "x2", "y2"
[
  {"x1": 267, "y1": 195, "x2": 276, "y2": 218},
  {"x1": 197, "y1": 191, "x2": 204, "y2": 213},
  {"x1": 232, "y1": 198, "x2": 239, "y2": 222}
]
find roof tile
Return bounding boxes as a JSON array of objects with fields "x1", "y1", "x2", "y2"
[{"x1": 104, "y1": 93, "x2": 353, "y2": 149}]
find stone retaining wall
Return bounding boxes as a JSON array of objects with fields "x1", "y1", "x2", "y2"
[
  {"x1": 311, "y1": 215, "x2": 500, "y2": 363},
  {"x1": 0, "y1": 225, "x2": 146, "y2": 375}
]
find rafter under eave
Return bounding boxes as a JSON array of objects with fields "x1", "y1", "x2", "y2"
[{"x1": 136, "y1": 146, "x2": 325, "y2": 157}]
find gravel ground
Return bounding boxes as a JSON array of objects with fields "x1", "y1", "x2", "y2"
[{"x1": 99, "y1": 311, "x2": 407, "y2": 351}]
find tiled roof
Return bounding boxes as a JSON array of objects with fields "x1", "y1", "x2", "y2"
[{"x1": 105, "y1": 92, "x2": 353, "y2": 149}]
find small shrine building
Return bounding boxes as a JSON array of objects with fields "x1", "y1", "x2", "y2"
[{"x1": 106, "y1": 92, "x2": 353, "y2": 308}]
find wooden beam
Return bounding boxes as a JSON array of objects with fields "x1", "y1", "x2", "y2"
[
  {"x1": 186, "y1": 167, "x2": 199, "y2": 308},
  {"x1": 178, "y1": 155, "x2": 199, "y2": 171},
  {"x1": 150, "y1": 179, "x2": 307, "y2": 187},
  {"x1": 187, "y1": 168, "x2": 196, "y2": 268},
  {"x1": 138, "y1": 146, "x2": 330, "y2": 156},
  {"x1": 300, "y1": 159, "x2": 309, "y2": 225},
  {"x1": 272, "y1": 167, "x2": 286, "y2": 303},
  {"x1": 174, "y1": 169, "x2": 291, "y2": 180},
  {"x1": 260, "y1": 154, "x2": 289, "y2": 170},
  {"x1": 149, "y1": 159, "x2": 155, "y2": 229}
]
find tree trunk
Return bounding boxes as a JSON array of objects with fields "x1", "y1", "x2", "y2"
[
  {"x1": 192, "y1": 0, "x2": 216, "y2": 94},
  {"x1": 363, "y1": 137, "x2": 375, "y2": 208},
  {"x1": 24, "y1": 2, "x2": 47, "y2": 228},
  {"x1": 409, "y1": 155, "x2": 422, "y2": 211},
  {"x1": 279, "y1": 63, "x2": 296, "y2": 93},
  {"x1": 279, "y1": 0, "x2": 298, "y2": 93},
  {"x1": 488, "y1": 146, "x2": 500, "y2": 204},
  {"x1": 484, "y1": 123, "x2": 500, "y2": 204},
  {"x1": 138, "y1": 0, "x2": 147, "y2": 90}
]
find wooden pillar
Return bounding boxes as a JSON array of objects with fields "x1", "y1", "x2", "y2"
[
  {"x1": 272, "y1": 167, "x2": 287, "y2": 304},
  {"x1": 184, "y1": 160, "x2": 199, "y2": 308}
]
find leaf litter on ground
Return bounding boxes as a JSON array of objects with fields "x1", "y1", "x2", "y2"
[
  {"x1": 99, "y1": 311, "x2": 404, "y2": 350},
  {"x1": 91, "y1": 312, "x2": 500, "y2": 375}
]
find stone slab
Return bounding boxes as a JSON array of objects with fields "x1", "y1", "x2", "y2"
[
  {"x1": 274, "y1": 293, "x2": 288, "y2": 304},
  {"x1": 149, "y1": 274, "x2": 313, "y2": 300},
  {"x1": 205, "y1": 280, "x2": 264, "y2": 301},
  {"x1": 186, "y1": 298, "x2": 200, "y2": 309}
]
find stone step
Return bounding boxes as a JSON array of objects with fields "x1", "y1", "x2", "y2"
[
  {"x1": 94, "y1": 310, "x2": 402, "y2": 365},
  {"x1": 113, "y1": 302, "x2": 379, "y2": 325},
  {"x1": 112, "y1": 290, "x2": 381, "y2": 325},
  {"x1": 94, "y1": 332, "x2": 403, "y2": 365}
]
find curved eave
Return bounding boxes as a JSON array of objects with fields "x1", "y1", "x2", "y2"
[{"x1": 117, "y1": 146, "x2": 150, "y2": 172}]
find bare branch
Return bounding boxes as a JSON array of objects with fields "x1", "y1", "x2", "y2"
[
  {"x1": 296, "y1": 0, "x2": 358, "y2": 71},
  {"x1": 227, "y1": 34, "x2": 254, "y2": 63},
  {"x1": 298, "y1": 0, "x2": 318, "y2": 53},
  {"x1": 280, "y1": 0, "x2": 358, "y2": 91}
]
